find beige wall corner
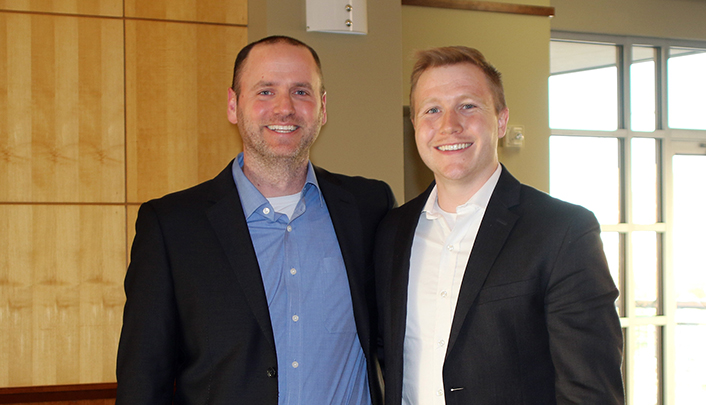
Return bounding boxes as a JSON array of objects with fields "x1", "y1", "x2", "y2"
[
  {"x1": 551, "y1": 0, "x2": 706, "y2": 41},
  {"x1": 402, "y1": 4, "x2": 552, "y2": 196},
  {"x1": 248, "y1": 0, "x2": 405, "y2": 201}
]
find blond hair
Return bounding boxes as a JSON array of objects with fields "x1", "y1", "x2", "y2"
[{"x1": 410, "y1": 46, "x2": 506, "y2": 115}]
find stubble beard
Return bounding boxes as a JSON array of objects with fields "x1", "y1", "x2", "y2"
[{"x1": 238, "y1": 109, "x2": 324, "y2": 178}]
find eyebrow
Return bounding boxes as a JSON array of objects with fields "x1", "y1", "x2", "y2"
[
  {"x1": 419, "y1": 93, "x2": 484, "y2": 106},
  {"x1": 252, "y1": 81, "x2": 314, "y2": 90}
]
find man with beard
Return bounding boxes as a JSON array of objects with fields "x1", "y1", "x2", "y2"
[{"x1": 116, "y1": 36, "x2": 395, "y2": 405}]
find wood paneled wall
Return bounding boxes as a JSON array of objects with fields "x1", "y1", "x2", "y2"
[{"x1": 0, "y1": 0, "x2": 246, "y2": 388}]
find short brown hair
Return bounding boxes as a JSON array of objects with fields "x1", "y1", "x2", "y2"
[
  {"x1": 231, "y1": 35, "x2": 324, "y2": 97},
  {"x1": 410, "y1": 46, "x2": 506, "y2": 115}
]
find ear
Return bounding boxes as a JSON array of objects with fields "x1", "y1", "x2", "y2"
[
  {"x1": 497, "y1": 107, "x2": 509, "y2": 138},
  {"x1": 227, "y1": 87, "x2": 238, "y2": 124},
  {"x1": 320, "y1": 91, "x2": 327, "y2": 125}
]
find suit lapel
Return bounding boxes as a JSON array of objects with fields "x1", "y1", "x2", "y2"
[
  {"x1": 315, "y1": 168, "x2": 370, "y2": 341},
  {"x1": 389, "y1": 187, "x2": 432, "y2": 349},
  {"x1": 205, "y1": 163, "x2": 276, "y2": 349},
  {"x1": 447, "y1": 169, "x2": 521, "y2": 352},
  {"x1": 316, "y1": 168, "x2": 364, "y2": 282}
]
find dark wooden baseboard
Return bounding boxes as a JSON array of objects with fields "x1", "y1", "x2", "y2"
[{"x1": 0, "y1": 383, "x2": 116, "y2": 404}]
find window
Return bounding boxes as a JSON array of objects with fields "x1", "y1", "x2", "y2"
[{"x1": 549, "y1": 33, "x2": 706, "y2": 405}]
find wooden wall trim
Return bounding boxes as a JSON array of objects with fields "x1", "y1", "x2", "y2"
[
  {"x1": 401, "y1": 0, "x2": 555, "y2": 17},
  {"x1": 0, "y1": 383, "x2": 117, "y2": 404},
  {"x1": 0, "y1": 9, "x2": 248, "y2": 28}
]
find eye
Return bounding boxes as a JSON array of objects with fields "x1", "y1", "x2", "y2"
[
  {"x1": 461, "y1": 103, "x2": 476, "y2": 110},
  {"x1": 294, "y1": 89, "x2": 309, "y2": 96},
  {"x1": 258, "y1": 90, "x2": 273, "y2": 96},
  {"x1": 425, "y1": 107, "x2": 440, "y2": 114}
]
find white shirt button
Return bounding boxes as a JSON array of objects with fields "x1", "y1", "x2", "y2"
[
  {"x1": 437, "y1": 339, "x2": 446, "y2": 347},
  {"x1": 290, "y1": 268, "x2": 297, "y2": 275},
  {"x1": 436, "y1": 389, "x2": 444, "y2": 396},
  {"x1": 447, "y1": 244, "x2": 454, "y2": 251},
  {"x1": 287, "y1": 225, "x2": 292, "y2": 232},
  {"x1": 292, "y1": 315, "x2": 299, "y2": 322},
  {"x1": 262, "y1": 207, "x2": 270, "y2": 215},
  {"x1": 440, "y1": 290, "x2": 448, "y2": 298},
  {"x1": 292, "y1": 361, "x2": 299, "y2": 368}
]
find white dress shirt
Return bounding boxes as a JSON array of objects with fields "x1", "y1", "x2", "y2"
[{"x1": 403, "y1": 165, "x2": 502, "y2": 405}]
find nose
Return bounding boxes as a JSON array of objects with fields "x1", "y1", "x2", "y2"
[
  {"x1": 273, "y1": 94, "x2": 295, "y2": 116},
  {"x1": 439, "y1": 111, "x2": 462, "y2": 135}
]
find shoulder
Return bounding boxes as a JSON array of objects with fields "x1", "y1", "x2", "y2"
[
  {"x1": 377, "y1": 183, "x2": 430, "y2": 237},
  {"x1": 496, "y1": 181, "x2": 602, "y2": 245},
  {"x1": 314, "y1": 166, "x2": 392, "y2": 194},
  {"x1": 493, "y1": 167, "x2": 597, "y2": 225},
  {"x1": 140, "y1": 162, "x2": 235, "y2": 219},
  {"x1": 516, "y1": 183, "x2": 597, "y2": 224},
  {"x1": 314, "y1": 166, "x2": 396, "y2": 209}
]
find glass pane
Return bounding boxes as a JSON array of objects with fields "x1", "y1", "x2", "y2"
[
  {"x1": 550, "y1": 41, "x2": 619, "y2": 131},
  {"x1": 633, "y1": 325, "x2": 660, "y2": 405},
  {"x1": 668, "y1": 48, "x2": 706, "y2": 130},
  {"x1": 631, "y1": 138, "x2": 658, "y2": 224},
  {"x1": 549, "y1": 136, "x2": 620, "y2": 224},
  {"x1": 601, "y1": 231, "x2": 624, "y2": 316},
  {"x1": 673, "y1": 154, "x2": 706, "y2": 402},
  {"x1": 631, "y1": 46, "x2": 656, "y2": 132},
  {"x1": 632, "y1": 231, "x2": 659, "y2": 317},
  {"x1": 676, "y1": 324, "x2": 706, "y2": 403}
]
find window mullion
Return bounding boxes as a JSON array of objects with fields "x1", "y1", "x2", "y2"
[
  {"x1": 656, "y1": 46, "x2": 667, "y2": 132},
  {"x1": 659, "y1": 44, "x2": 673, "y2": 405},
  {"x1": 621, "y1": 42, "x2": 631, "y2": 131}
]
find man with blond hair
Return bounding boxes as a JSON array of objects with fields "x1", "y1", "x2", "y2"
[{"x1": 375, "y1": 46, "x2": 624, "y2": 404}]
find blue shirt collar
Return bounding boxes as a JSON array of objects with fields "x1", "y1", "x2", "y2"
[{"x1": 231, "y1": 152, "x2": 323, "y2": 219}]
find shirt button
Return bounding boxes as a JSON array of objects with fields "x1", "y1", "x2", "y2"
[
  {"x1": 440, "y1": 290, "x2": 448, "y2": 298},
  {"x1": 292, "y1": 361, "x2": 299, "y2": 368},
  {"x1": 437, "y1": 389, "x2": 444, "y2": 396},
  {"x1": 447, "y1": 244, "x2": 454, "y2": 251},
  {"x1": 292, "y1": 315, "x2": 299, "y2": 322},
  {"x1": 263, "y1": 207, "x2": 270, "y2": 215},
  {"x1": 438, "y1": 339, "x2": 446, "y2": 347},
  {"x1": 287, "y1": 225, "x2": 292, "y2": 232},
  {"x1": 290, "y1": 268, "x2": 297, "y2": 275}
]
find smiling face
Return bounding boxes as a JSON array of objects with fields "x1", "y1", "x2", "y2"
[
  {"x1": 411, "y1": 62, "x2": 509, "y2": 196},
  {"x1": 227, "y1": 42, "x2": 326, "y2": 168}
]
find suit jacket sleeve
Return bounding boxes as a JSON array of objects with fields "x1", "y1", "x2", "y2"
[
  {"x1": 116, "y1": 202, "x2": 180, "y2": 405},
  {"x1": 545, "y1": 208, "x2": 624, "y2": 404}
]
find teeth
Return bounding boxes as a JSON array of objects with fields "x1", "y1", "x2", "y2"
[
  {"x1": 267, "y1": 125, "x2": 297, "y2": 133},
  {"x1": 437, "y1": 143, "x2": 472, "y2": 151}
]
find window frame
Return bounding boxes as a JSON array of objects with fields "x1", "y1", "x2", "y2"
[{"x1": 550, "y1": 31, "x2": 706, "y2": 405}]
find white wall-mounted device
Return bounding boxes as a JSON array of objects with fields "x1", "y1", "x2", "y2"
[
  {"x1": 504, "y1": 125, "x2": 525, "y2": 148},
  {"x1": 306, "y1": 0, "x2": 368, "y2": 35}
]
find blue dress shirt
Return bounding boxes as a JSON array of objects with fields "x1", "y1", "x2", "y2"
[{"x1": 232, "y1": 153, "x2": 372, "y2": 405}]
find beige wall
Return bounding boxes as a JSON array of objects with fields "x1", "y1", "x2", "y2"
[
  {"x1": 402, "y1": 3, "x2": 553, "y2": 198},
  {"x1": 248, "y1": 0, "x2": 405, "y2": 200},
  {"x1": 551, "y1": 0, "x2": 706, "y2": 41}
]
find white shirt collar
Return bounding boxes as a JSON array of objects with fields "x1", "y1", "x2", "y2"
[{"x1": 422, "y1": 163, "x2": 503, "y2": 220}]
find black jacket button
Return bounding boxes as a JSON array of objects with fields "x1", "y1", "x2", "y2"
[{"x1": 266, "y1": 367, "x2": 277, "y2": 378}]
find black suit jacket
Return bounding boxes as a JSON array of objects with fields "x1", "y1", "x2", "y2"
[
  {"x1": 116, "y1": 161, "x2": 395, "y2": 405},
  {"x1": 376, "y1": 167, "x2": 624, "y2": 404}
]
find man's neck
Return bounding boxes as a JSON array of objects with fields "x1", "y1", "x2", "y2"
[
  {"x1": 435, "y1": 165, "x2": 499, "y2": 213},
  {"x1": 436, "y1": 182, "x2": 481, "y2": 213},
  {"x1": 242, "y1": 154, "x2": 309, "y2": 198}
]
